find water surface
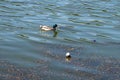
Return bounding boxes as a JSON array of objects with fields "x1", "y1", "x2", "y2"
[{"x1": 0, "y1": 0, "x2": 120, "y2": 80}]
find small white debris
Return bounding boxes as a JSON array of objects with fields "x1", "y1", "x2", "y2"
[
  {"x1": 66, "y1": 52, "x2": 70, "y2": 57},
  {"x1": 65, "y1": 52, "x2": 71, "y2": 61}
]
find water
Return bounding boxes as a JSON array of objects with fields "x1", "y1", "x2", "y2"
[{"x1": 0, "y1": 0, "x2": 120, "y2": 80}]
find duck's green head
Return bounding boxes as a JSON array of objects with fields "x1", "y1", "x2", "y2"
[{"x1": 53, "y1": 24, "x2": 58, "y2": 29}]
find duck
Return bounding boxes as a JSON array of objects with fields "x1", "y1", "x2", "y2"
[{"x1": 40, "y1": 24, "x2": 58, "y2": 31}]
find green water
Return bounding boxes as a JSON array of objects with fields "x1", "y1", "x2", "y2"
[{"x1": 0, "y1": 0, "x2": 120, "y2": 80}]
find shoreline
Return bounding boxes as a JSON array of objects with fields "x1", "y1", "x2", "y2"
[{"x1": 0, "y1": 55, "x2": 119, "y2": 80}]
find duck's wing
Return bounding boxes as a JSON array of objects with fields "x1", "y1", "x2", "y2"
[
  {"x1": 40, "y1": 25, "x2": 50, "y2": 28},
  {"x1": 40, "y1": 25, "x2": 53, "y2": 31}
]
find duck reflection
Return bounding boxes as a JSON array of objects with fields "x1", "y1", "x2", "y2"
[{"x1": 53, "y1": 31, "x2": 58, "y2": 37}]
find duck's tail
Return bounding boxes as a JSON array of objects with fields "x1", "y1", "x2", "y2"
[{"x1": 40, "y1": 25, "x2": 42, "y2": 28}]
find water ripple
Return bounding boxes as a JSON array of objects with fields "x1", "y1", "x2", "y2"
[{"x1": 0, "y1": 0, "x2": 120, "y2": 79}]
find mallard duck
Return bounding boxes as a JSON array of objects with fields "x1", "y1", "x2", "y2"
[{"x1": 40, "y1": 24, "x2": 58, "y2": 31}]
